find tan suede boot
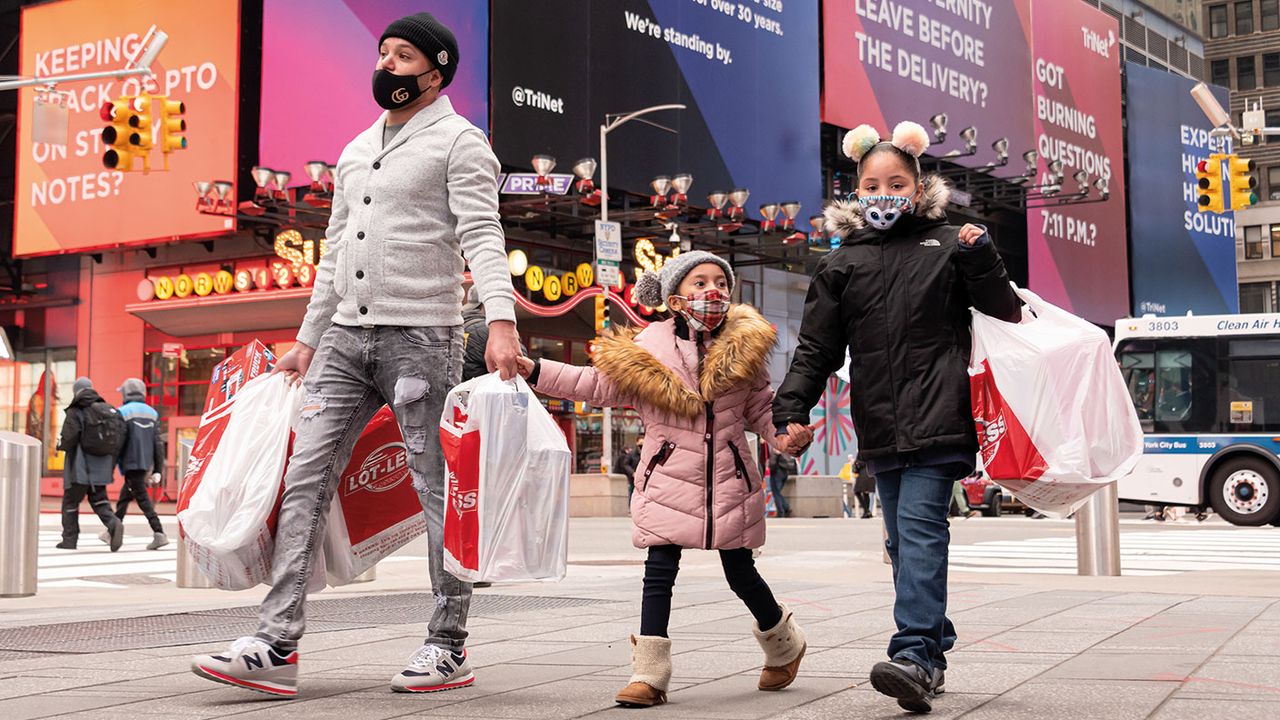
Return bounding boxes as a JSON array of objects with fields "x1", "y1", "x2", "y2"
[
  {"x1": 615, "y1": 635, "x2": 671, "y2": 707},
  {"x1": 753, "y1": 603, "x2": 806, "y2": 691}
]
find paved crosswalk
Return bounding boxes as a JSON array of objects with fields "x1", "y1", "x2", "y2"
[
  {"x1": 37, "y1": 530, "x2": 177, "y2": 589},
  {"x1": 949, "y1": 529, "x2": 1280, "y2": 576}
]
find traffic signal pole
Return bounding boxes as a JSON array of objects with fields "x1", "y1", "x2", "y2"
[{"x1": 0, "y1": 27, "x2": 168, "y2": 93}]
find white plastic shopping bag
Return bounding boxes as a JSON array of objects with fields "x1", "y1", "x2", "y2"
[
  {"x1": 177, "y1": 373, "x2": 303, "y2": 589},
  {"x1": 440, "y1": 373, "x2": 572, "y2": 583},
  {"x1": 969, "y1": 286, "x2": 1143, "y2": 516}
]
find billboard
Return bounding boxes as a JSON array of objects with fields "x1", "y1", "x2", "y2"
[
  {"x1": 1125, "y1": 63, "x2": 1237, "y2": 317},
  {"x1": 15, "y1": 0, "x2": 240, "y2": 257},
  {"x1": 259, "y1": 0, "x2": 489, "y2": 176},
  {"x1": 490, "y1": 0, "x2": 822, "y2": 230},
  {"x1": 1027, "y1": 0, "x2": 1128, "y2": 324},
  {"x1": 823, "y1": 0, "x2": 1035, "y2": 169}
]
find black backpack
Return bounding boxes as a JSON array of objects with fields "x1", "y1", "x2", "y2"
[{"x1": 79, "y1": 401, "x2": 127, "y2": 456}]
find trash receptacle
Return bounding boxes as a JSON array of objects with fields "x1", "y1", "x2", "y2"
[
  {"x1": 0, "y1": 432, "x2": 42, "y2": 598},
  {"x1": 174, "y1": 438, "x2": 216, "y2": 589}
]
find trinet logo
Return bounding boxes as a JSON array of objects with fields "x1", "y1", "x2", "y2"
[
  {"x1": 511, "y1": 85, "x2": 564, "y2": 114},
  {"x1": 1081, "y1": 26, "x2": 1116, "y2": 58}
]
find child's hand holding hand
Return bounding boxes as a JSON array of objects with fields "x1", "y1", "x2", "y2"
[
  {"x1": 515, "y1": 356, "x2": 535, "y2": 378},
  {"x1": 958, "y1": 224, "x2": 985, "y2": 246}
]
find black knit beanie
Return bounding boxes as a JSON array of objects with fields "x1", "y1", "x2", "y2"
[{"x1": 380, "y1": 12, "x2": 459, "y2": 89}]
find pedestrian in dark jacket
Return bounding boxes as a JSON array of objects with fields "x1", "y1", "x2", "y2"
[
  {"x1": 767, "y1": 452, "x2": 796, "y2": 518},
  {"x1": 462, "y1": 286, "x2": 527, "y2": 382},
  {"x1": 57, "y1": 377, "x2": 124, "y2": 551},
  {"x1": 852, "y1": 459, "x2": 876, "y2": 519},
  {"x1": 109, "y1": 378, "x2": 169, "y2": 550},
  {"x1": 773, "y1": 121, "x2": 1021, "y2": 713},
  {"x1": 615, "y1": 436, "x2": 643, "y2": 499}
]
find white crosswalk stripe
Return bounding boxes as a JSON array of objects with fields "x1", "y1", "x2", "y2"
[
  {"x1": 949, "y1": 529, "x2": 1280, "y2": 576},
  {"x1": 38, "y1": 531, "x2": 177, "y2": 588}
]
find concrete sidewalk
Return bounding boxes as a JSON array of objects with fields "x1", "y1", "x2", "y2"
[{"x1": 2, "y1": 518, "x2": 1278, "y2": 719}]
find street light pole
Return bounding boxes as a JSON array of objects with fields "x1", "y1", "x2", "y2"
[{"x1": 596, "y1": 103, "x2": 685, "y2": 475}]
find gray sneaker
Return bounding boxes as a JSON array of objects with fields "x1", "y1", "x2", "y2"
[
  {"x1": 147, "y1": 532, "x2": 170, "y2": 550},
  {"x1": 391, "y1": 645, "x2": 475, "y2": 693},
  {"x1": 98, "y1": 530, "x2": 110, "y2": 545},
  {"x1": 191, "y1": 636, "x2": 298, "y2": 697}
]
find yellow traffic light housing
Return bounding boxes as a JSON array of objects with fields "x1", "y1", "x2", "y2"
[
  {"x1": 158, "y1": 97, "x2": 188, "y2": 165},
  {"x1": 100, "y1": 97, "x2": 137, "y2": 172},
  {"x1": 1195, "y1": 154, "x2": 1225, "y2": 214},
  {"x1": 1228, "y1": 155, "x2": 1259, "y2": 209},
  {"x1": 594, "y1": 294, "x2": 610, "y2": 334}
]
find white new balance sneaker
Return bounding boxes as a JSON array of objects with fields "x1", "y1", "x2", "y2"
[
  {"x1": 391, "y1": 644, "x2": 475, "y2": 693},
  {"x1": 191, "y1": 636, "x2": 298, "y2": 697}
]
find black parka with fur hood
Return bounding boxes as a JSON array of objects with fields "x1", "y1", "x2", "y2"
[{"x1": 773, "y1": 175, "x2": 1022, "y2": 461}]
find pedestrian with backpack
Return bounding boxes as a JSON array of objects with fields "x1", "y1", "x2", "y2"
[
  {"x1": 103, "y1": 378, "x2": 169, "y2": 550},
  {"x1": 56, "y1": 377, "x2": 126, "y2": 551}
]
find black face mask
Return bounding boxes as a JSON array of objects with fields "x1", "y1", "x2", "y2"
[{"x1": 371, "y1": 68, "x2": 432, "y2": 110}]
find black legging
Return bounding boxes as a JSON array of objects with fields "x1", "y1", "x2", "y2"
[
  {"x1": 115, "y1": 470, "x2": 165, "y2": 534},
  {"x1": 640, "y1": 544, "x2": 783, "y2": 637}
]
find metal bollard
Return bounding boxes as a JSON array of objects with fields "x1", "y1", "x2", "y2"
[
  {"x1": 1075, "y1": 481, "x2": 1122, "y2": 576},
  {"x1": 0, "y1": 432, "x2": 42, "y2": 598},
  {"x1": 174, "y1": 439, "x2": 216, "y2": 589}
]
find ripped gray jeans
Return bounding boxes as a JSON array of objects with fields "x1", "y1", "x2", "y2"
[{"x1": 256, "y1": 323, "x2": 467, "y2": 653}]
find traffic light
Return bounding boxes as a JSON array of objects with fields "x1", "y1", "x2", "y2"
[
  {"x1": 1195, "y1": 154, "x2": 1225, "y2": 213},
  {"x1": 1228, "y1": 155, "x2": 1259, "y2": 209},
  {"x1": 100, "y1": 97, "x2": 139, "y2": 172},
  {"x1": 158, "y1": 97, "x2": 187, "y2": 166},
  {"x1": 594, "y1": 294, "x2": 610, "y2": 333}
]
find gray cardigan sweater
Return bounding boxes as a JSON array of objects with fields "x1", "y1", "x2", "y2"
[{"x1": 297, "y1": 96, "x2": 516, "y2": 348}]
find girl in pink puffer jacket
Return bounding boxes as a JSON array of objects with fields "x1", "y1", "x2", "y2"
[{"x1": 516, "y1": 251, "x2": 812, "y2": 709}]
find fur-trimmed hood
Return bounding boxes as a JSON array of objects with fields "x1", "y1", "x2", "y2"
[
  {"x1": 588, "y1": 304, "x2": 776, "y2": 418},
  {"x1": 823, "y1": 173, "x2": 951, "y2": 239}
]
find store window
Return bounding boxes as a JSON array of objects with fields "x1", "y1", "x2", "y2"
[
  {"x1": 1210, "y1": 4, "x2": 1230, "y2": 36},
  {"x1": 1240, "y1": 282, "x2": 1273, "y2": 313},
  {"x1": 1264, "y1": 0, "x2": 1280, "y2": 30},
  {"x1": 527, "y1": 337, "x2": 568, "y2": 363},
  {"x1": 1270, "y1": 166, "x2": 1280, "y2": 200},
  {"x1": 1238, "y1": 55, "x2": 1257, "y2": 90},
  {"x1": 0, "y1": 348, "x2": 77, "y2": 474},
  {"x1": 1271, "y1": 225, "x2": 1280, "y2": 258},
  {"x1": 1264, "y1": 54, "x2": 1280, "y2": 86},
  {"x1": 1211, "y1": 59, "x2": 1231, "y2": 87},
  {"x1": 1245, "y1": 225, "x2": 1265, "y2": 259},
  {"x1": 1237, "y1": 0, "x2": 1255, "y2": 33},
  {"x1": 144, "y1": 344, "x2": 240, "y2": 419}
]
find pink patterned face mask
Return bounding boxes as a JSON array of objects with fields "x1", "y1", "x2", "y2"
[{"x1": 679, "y1": 289, "x2": 730, "y2": 332}]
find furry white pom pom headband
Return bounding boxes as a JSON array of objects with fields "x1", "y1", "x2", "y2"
[{"x1": 841, "y1": 121, "x2": 931, "y2": 162}]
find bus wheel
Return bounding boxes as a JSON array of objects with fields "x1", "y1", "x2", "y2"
[{"x1": 1208, "y1": 457, "x2": 1280, "y2": 526}]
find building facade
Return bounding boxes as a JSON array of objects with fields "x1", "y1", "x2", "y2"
[{"x1": 1203, "y1": 0, "x2": 1280, "y2": 310}]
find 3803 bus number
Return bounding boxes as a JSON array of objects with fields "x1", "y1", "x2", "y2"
[{"x1": 1147, "y1": 320, "x2": 1180, "y2": 332}]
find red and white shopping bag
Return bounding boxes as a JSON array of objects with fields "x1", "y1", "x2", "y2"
[
  {"x1": 969, "y1": 286, "x2": 1143, "y2": 516},
  {"x1": 441, "y1": 373, "x2": 571, "y2": 583},
  {"x1": 324, "y1": 406, "x2": 428, "y2": 584}
]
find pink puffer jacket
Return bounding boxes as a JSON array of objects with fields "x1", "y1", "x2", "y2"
[{"x1": 533, "y1": 305, "x2": 776, "y2": 550}]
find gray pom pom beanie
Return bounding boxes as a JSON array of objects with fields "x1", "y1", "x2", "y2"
[{"x1": 634, "y1": 250, "x2": 735, "y2": 308}]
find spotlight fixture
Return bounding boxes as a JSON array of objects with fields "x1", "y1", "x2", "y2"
[
  {"x1": 779, "y1": 201, "x2": 802, "y2": 230},
  {"x1": 670, "y1": 173, "x2": 693, "y2": 206},
  {"x1": 193, "y1": 180, "x2": 213, "y2": 213},
  {"x1": 303, "y1": 160, "x2": 335, "y2": 208},
  {"x1": 272, "y1": 171, "x2": 292, "y2": 201},
  {"x1": 650, "y1": 175, "x2": 672, "y2": 207},
  {"x1": 759, "y1": 203, "x2": 780, "y2": 232},
  {"x1": 1073, "y1": 170, "x2": 1089, "y2": 190},
  {"x1": 929, "y1": 113, "x2": 948, "y2": 143},
  {"x1": 706, "y1": 190, "x2": 728, "y2": 219},
  {"x1": 808, "y1": 215, "x2": 826, "y2": 245},
  {"x1": 572, "y1": 157, "x2": 600, "y2": 205},
  {"x1": 942, "y1": 127, "x2": 978, "y2": 158},
  {"x1": 1094, "y1": 176, "x2": 1110, "y2": 200},
  {"x1": 531, "y1": 154, "x2": 557, "y2": 188},
  {"x1": 991, "y1": 138, "x2": 1009, "y2": 165},
  {"x1": 1022, "y1": 150, "x2": 1039, "y2": 175}
]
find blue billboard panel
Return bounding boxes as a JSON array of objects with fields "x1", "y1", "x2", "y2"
[
  {"x1": 1125, "y1": 62, "x2": 1238, "y2": 317},
  {"x1": 490, "y1": 0, "x2": 822, "y2": 231}
]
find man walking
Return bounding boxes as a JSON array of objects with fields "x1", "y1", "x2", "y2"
[
  {"x1": 615, "y1": 436, "x2": 643, "y2": 499},
  {"x1": 768, "y1": 450, "x2": 796, "y2": 518},
  {"x1": 191, "y1": 12, "x2": 520, "y2": 698},
  {"x1": 56, "y1": 377, "x2": 125, "y2": 552},
  {"x1": 104, "y1": 378, "x2": 168, "y2": 549}
]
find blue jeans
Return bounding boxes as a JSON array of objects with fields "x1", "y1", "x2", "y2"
[
  {"x1": 255, "y1": 324, "x2": 468, "y2": 653},
  {"x1": 875, "y1": 462, "x2": 968, "y2": 671}
]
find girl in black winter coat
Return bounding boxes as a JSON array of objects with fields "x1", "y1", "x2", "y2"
[{"x1": 773, "y1": 121, "x2": 1021, "y2": 714}]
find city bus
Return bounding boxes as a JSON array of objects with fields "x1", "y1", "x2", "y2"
[{"x1": 1114, "y1": 313, "x2": 1280, "y2": 526}]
